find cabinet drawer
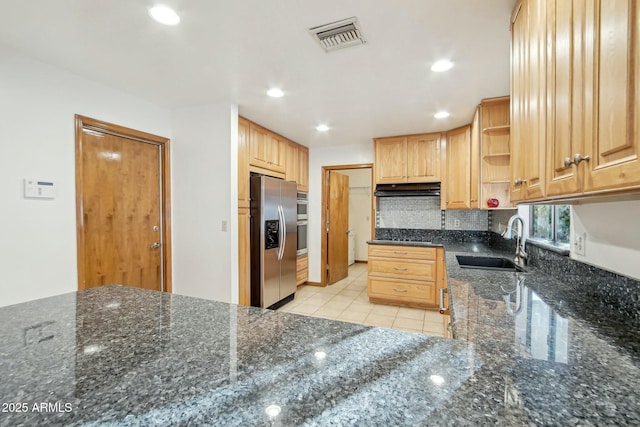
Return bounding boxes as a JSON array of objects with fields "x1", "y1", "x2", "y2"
[
  {"x1": 368, "y1": 245, "x2": 436, "y2": 260},
  {"x1": 297, "y1": 255, "x2": 308, "y2": 272},
  {"x1": 368, "y1": 278, "x2": 435, "y2": 304},
  {"x1": 296, "y1": 268, "x2": 308, "y2": 285},
  {"x1": 297, "y1": 255, "x2": 308, "y2": 285},
  {"x1": 368, "y1": 258, "x2": 436, "y2": 281}
]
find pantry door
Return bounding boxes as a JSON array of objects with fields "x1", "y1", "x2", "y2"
[
  {"x1": 75, "y1": 115, "x2": 172, "y2": 292},
  {"x1": 327, "y1": 171, "x2": 349, "y2": 285}
]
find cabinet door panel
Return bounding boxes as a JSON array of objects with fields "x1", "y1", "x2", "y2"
[
  {"x1": 285, "y1": 140, "x2": 298, "y2": 183},
  {"x1": 249, "y1": 124, "x2": 271, "y2": 169},
  {"x1": 238, "y1": 118, "x2": 250, "y2": 208},
  {"x1": 297, "y1": 146, "x2": 309, "y2": 192},
  {"x1": 267, "y1": 134, "x2": 286, "y2": 173},
  {"x1": 406, "y1": 133, "x2": 441, "y2": 183},
  {"x1": 510, "y1": 0, "x2": 528, "y2": 202},
  {"x1": 523, "y1": 0, "x2": 546, "y2": 200},
  {"x1": 585, "y1": 0, "x2": 640, "y2": 192},
  {"x1": 444, "y1": 126, "x2": 472, "y2": 209},
  {"x1": 374, "y1": 137, "x2": 407, "y2": 184},
  {"x1": 238, "y1": 208, "x2": 251, "y2": 306},
  {"x1": 546, "y1": 0, "x2": 582, "y2": 196}
]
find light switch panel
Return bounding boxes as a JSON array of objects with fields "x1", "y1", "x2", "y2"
[{"x1": 24, "y1": 178, "x2": 56, "y2": 199}]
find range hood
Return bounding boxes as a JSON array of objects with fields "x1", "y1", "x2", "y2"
[{"x1": 374, "y1": 182, "x2": 441, "y2": 197}]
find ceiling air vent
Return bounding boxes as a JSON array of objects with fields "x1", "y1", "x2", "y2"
[{"x1": 309, "y1": 17, "x2": 366, "y2": 52}]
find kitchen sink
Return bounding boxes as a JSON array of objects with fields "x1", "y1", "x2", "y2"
[{"x1": 456, "y1": 255, "x2": 526, "y2": 272}]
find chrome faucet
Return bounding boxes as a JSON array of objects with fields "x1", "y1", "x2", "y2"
[
  {"x1": 502, "y1": 273, "x2": 526, "y2": 316},
  {"x1": 502, "y1": 214, "x2": 528, "y2": 268}
]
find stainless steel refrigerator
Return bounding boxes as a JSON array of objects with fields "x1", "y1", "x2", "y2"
[{"x1": 250, "y1": 175, "x2": 297, "y2": 309}]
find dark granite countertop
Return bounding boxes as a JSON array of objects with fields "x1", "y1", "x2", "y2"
[
  {"x1": 0, "y1": 286, "x2": 476, "y2": 426},
  {"x1": 2, "y1": 240, "x2": 640, "y2": 426},
  {"x1": 439, "y1": 241, "x2": 640, "y2": 425}
]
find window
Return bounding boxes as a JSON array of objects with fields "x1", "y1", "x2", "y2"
[{"x1": 530, "y1": 205, "x2": 570, "y2": 245}]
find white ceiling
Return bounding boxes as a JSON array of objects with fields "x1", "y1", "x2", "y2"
[{"x1": 0, "y1": 0, "x2": 515, "y2": 147}]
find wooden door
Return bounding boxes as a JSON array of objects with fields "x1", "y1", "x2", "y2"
[
  {"x1": 584, "y1": 0, "x2": 640, "y2": 193},
  {"x1": 374, "y1": 137, "x2": 406, "y2": 184},
  {"x1": 406, "y1": 133, "x2": 442, "y2": 183},
  {"x1": 76, "y1": 117, "x2": 170, "y2": 291},
  {"x1": 327, "y1": 171, "x2": 349, "y2": 285},
  {"x1": 444, "y1": 126, "x2": 472, "y2": 209}
]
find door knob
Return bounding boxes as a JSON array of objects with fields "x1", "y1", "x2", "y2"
[
  {"x1": 150, "y1": 242, "x2": 161, "y2": 249},
  {"x1": 564, "y1": 157, "x2": 573, "y2": 168},
  {"x1": 573, "y1": 153, "x2": 591, "y2": 164}
]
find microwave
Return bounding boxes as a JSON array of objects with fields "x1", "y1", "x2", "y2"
[{"x1": 297, "y1": 192, "x2": 308, "y2": 220}]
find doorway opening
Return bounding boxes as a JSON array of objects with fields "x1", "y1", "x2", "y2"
[
  {"x1": 320, "y1": 164, "x2": 373, "y2": 286},
  {"x1": 75, "y1": 115, "x2": 172, "y2": 292}
]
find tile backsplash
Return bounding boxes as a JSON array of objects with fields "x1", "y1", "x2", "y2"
[
  {"x1": 444, "y1": 210, "x2": 488, "y2": 231},
  {"x1": 376, "y1": 196, "x2": 516, "y2": 232},
  {"x1": 377, "y1": 197, "x2": 441, "y2": 229}
]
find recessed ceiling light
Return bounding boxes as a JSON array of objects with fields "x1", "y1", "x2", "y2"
[
  {"x1": 149, "y1": 5, "x2": 180, "y2": 26},
  {"x1": 430, "y1": 59, "x2": 454, "y2": 72},
  {"x1": 316, "y1": 124, "x2": 330, "y2": 132},
  {"x1": 267, "y1": 88, "x2": 284, "y2": 98},
  {"x1": 434, "y1": 111, "x2": 450, "y2": 119}
]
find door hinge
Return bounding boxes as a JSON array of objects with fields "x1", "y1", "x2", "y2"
[{"x1": 326, "y1": 264, "x2": 330, "y2": 271}]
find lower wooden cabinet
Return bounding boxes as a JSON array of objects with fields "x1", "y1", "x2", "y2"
[
  {"x1": 367, "y1": 244, "x2": 444, "y2": 309},
  {"x1": 296, "y1": 254, "x2": 308, "y2": 286},
  {"x1": 238, "y1": 208, "x2": 251, "y2": 306}
]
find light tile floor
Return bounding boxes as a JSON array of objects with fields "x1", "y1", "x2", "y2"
[{"x1": 278, "y1": 263, "x2": 448, "y2": 337}]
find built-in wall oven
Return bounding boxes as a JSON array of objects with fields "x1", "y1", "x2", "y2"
[{"x1": 297, "y1": 192, "x2": 308, "y2": 256}]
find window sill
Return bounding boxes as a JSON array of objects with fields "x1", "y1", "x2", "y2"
[{"x1": 525, "y1": 238, "x2": 570, "y2": 256}]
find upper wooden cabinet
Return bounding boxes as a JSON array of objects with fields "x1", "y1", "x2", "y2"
[
  {"x1": 443, "y1": 125, "x2": 473, "y2": 210},
  {"x1": 479, "y1": 97, "x2": 514, "y2": 209},
  {"x1": 238, "y1": 117, "x2": 250, "y2": 208},
  {"x1": 374, "y1": 133, "x2": 442, "y2": 184},
  {"x1": 285, "y1": 140, "x2": 298, "y2": 183},
  {"x1": 510, "y1": 0, "x2": 546, "y2": 203},
  {"x1": 512, "y1": 0, "x2": 640, "y2": 202},
  {"x1": 249, "y1": 123, "x2": 285, "y2": 174},
  {"x1": 581, "y1": 0, "x2": 640, "y2": 194},
  {"x1": 297, "y1": 145, "x2": 309, "y2": 192}
]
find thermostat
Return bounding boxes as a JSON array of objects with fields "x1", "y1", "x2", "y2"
[{"x1": 24, "y1": 178, "x2": 56, "y2": 199}]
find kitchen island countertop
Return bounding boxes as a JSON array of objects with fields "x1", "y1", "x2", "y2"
[{"x1": 2, "y1": 239, "x2": 640, "y2": 425}]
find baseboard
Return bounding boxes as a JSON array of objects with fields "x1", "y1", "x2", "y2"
[
  {"x1": 304, "y1": 281, "x2": 323, "y2": 287},
  {"x1": 354, "y1": 260, "x2": 368, "y2": 263}
]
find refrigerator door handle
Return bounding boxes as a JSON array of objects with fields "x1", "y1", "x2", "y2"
[
  {"x1": 280, "y1": 204, "x2": 287, "y2": 260},
  {"x1": 277, "y1": 204, "x2": 285, "y2": 261}
]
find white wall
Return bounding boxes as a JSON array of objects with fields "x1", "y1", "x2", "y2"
[
  {"x1": 0, "y1": 46, "x2": 172, "y2": 307},
  {"x1": 571, "y1": 200, "x2": 640, "y2": 280},
  {"x1": 308, "y1": 143, "x2": 374, "y2": 282},
  {"x1": 338, "y1": 169, "x2": 372, "y2": 261},
  {"x1": 519, "y1": 201, "x2": 640, "y2": 280},
  {"x1": 171, "y1": 104, "x2": 238, "y2": 302}
]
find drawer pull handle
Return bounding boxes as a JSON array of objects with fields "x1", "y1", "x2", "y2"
[
  {"x1": 393, "y1": 251, "x2": 408, "y2": 254},
  {"x1": 394, "y1": 267, "x2": 408, "y2": 271},
  {"x1": 393, "y1": 288, "x2": 408, "y2": 292}
]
